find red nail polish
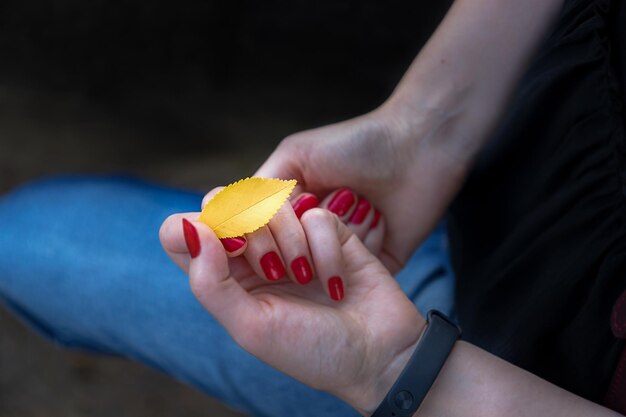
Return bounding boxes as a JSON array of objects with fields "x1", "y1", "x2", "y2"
[
  {"x1": 370, "y1": 210, "x2": 381, "y2": 230},
  {"x1": 291, "y1": 256, "x2": 313, "y2": 285},
  {"x1": 327, "y1": 188, "x2": 355, "y2": 217},
  {"x1": 349, "y1": 197, "x2": 371, "y2": 225},
  {"x1": 182, "y1": 219, "x2": 201, "y2": 258},
  {"x1": 221, "y1": 237, "x2": 246, "y2": 252},
  {"x1": 292, "y1": 194, "x2": 320, "y2": 219},
  {"x1": 260, "y1": 252, "x2": 286, "y2": 281},
  {"x1": 328, "y1": 276, "x2": 344, "y2": 301}
]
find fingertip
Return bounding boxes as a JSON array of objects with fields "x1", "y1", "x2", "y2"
[
  {"x1": 291, "y1": 256, "x2": 313, "y2": 285},
  {"x1": 369, "y1": 209, "x2": 381, "y2": 230},
  {"x1": 221, "y1": 237, "x2": 247, "y2": 257},
  {"x1": 159, "y1": 213, "x2": 177, "y2": 248},
  {"x1": 300, "y1": 208, "x2": 348, "y2": 301},
  {"x1": 242, "y1": 226, "x2": 288, "y2": 282},
  {"x1": 300, "y1": 207, "x2": 353, "y2": 246},
  {"x1": 363, "y1": 213, "x2": 385, "y2": 255},
  {"x1": 327, "y1": 276, "x2": 345, "y2": 301},
  {"x1": 323, "y1": 188, "x2": 357, "y2": 219},
  {"x1": 299, "y1": 206, "x2": 335, "y2": 226},
  {"x1": 201, "y1": 186, "x2": 225, "y2": 210},
  {"x1": 182, "y1": 218, "x2": 201, "y2": 258},
  {"x1": 348, "y1": 197, "x2": 371, "y2": 225},
  {"x1": 291, "y1": 193, "x2": 320, "y2": 219},
  {"x1": 187, "y1": 220, "x2": 232, "y2": 281}
]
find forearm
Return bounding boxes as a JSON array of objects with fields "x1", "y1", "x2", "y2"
[
  {"x1": 363, "y1": 0, "x2": 564, "y2": 259},
  {"x1": 416, "y1": 341, "x2": 619, "y2": 417},
  {"x1": 353, "y1": 341, "x2": 620, "y2": 417},
  {"x1": 384, "y1": 0, "x2": 563, "y2": 174}
]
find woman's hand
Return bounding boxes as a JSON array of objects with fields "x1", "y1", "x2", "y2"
[
  {"x1": 194, "y1": 186, "x2": 385, "y2": 297},
  {"x1": 160, "y1": 208, "x2": 621, "y2": 417},
  {"x1": 160, "y1": 208, "x2": 424, "y2": 414},
  {"x1": 253, "y1": 106, "x2": 467, "y2": 274}
]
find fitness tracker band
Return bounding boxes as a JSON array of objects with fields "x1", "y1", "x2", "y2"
[{"x1": 370, "y1": 310, "x2": 461, "y2": 417}]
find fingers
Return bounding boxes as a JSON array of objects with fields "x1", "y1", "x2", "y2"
[
  {"x1": 291, "y1": 193, "x2": 320, "y2": 219},
  {"x1": 182, "y1": 219, "x2": 262, "y2": 343},
  {"x1": 301, "y1": 208, "x2": 393, "y2": 302},
  {"x1": 243, "y1": 225, "x2": 288, "y2": 282},
  {"x1": 159, "y1": 212, "x2": 200, "y2": 273},
  {"x1": 201, "y1": 186, "x2": 248, "y2": 258},
  {"x1": 196, "y1": 182, "x2": 384, "y2": 292},
  {"x1": 220, "y1": 236, "x2": 247, "y2": 257},
  {"x1": 363, "y1": 210, "x2": 385, "y2": 255},
  {"x1": 321, "y1": 188, "x2": 357, "y2": 221},
  {"x1": 242, "y1": 200, "x2": 316, "y2": 285},
  {"x1": 160, "y1": 212, "x2": 248, "y2": 269},
  {"x1": 345, "y1": 196, "x2": 374, "y2": 237},
  {"x1": 267, "y1": 202, "x2": 315, "y2": 285},
  {"x1": 320, "y1": 188, "x2": 383, "y2": 255},
  {"x1": 201, "y1": 186, "x2": 224, "y2": 210},
  {"x1": 300, "y1": 209, "x2": 347, "y2": 301}
]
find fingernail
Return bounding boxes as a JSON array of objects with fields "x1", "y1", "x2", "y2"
[
  {"x1": 182, "y1": 219, "x2": 201, "y2": 258},
  {"x1": 370, "y1": 210, "x2": 381, "y2": 230},
  {"x1": 349, "y1": 197, "x2": 371, "y2": 225},
  {"x1": 328, "y1": 276, "x2": 344, "y2": 301},
  {"x1": 327, "y1": 188, "x2": 355, "y2": 217},
  {"x1": 291, "y1": 256, "x2": 313, "y2": 285},
  {"x1": 292, "y1": 194, "x2": 320, "y2": 219},
  {"x1": 260, "y1": 251, "x2": 286, "y2": 281},
  {"x1": 221, "y1": 237, "x2": 246, "y2": 252}
]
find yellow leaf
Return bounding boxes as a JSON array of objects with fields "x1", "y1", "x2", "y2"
[{"x1": 198, "y1": 177, "x2": 297, "y2": 239}]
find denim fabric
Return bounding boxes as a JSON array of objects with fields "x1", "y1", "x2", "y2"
[{"x1": 0, "y1": 176, "x2": 455, "y2": 417}]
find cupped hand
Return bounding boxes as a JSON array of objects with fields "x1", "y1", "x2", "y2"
[
  {"x1": 160, "y1": 208, "x2": 424, "y2": 415},
  {"x1": 253, "y1": 107, "x2": 465, "y2": 273}
]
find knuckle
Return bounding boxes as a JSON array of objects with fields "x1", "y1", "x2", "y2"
[
  {"x1": 300, "y1": 207, "x2": 334, "y2": 226},
  {"x1": 278, "y1": 134, "x2": 300, "y2": 150}
]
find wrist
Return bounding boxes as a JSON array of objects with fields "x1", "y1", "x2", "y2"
[
  {"x1": 378, "y1": 84, "x2": 474, "y2": 182},
  {"x1": 341, "y1": 316, "x2": 428, "y2": 417}
]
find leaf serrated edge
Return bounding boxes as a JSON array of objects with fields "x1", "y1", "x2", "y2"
[{"x1": 201, "y1": 177, "x2": 297, "y2": 239}]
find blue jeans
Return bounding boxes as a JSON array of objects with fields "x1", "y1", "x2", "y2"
[{"x1": 0, "y1": 176, "x2": 455, "y2": 417}]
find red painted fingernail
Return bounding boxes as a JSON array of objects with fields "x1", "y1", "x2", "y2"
[
  {"x1": 291, "y1": 256, "x2": 313, "y2": 285},
  {"x1": 221, "y1": 237, "x2": 246, "y2": 252},
  {"x1": 328, "y1": 276, "x2": 344, "y2": 301},
  {"x1": 292, "y1": 194, "x2": 320, "y2": 219},
  {"x1": 327, "y1": 188, "x2": 355, "y2": 217},
  {"x1": 349, "y1": 197, "x2": 371, "y2": 225},
  {"x1": 370, "y1": 210, "x2": 381, "y2": 230},
  {"x1": 182, "y1": 219, "x2": 201, "y2": 258},
  {"x1": 260, "y1": 251, "x2": 286, "y2": 281}
]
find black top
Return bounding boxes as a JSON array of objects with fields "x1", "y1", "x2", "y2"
[{"x1": 448, "y1": 0, "x2": 626, "y2": 404}]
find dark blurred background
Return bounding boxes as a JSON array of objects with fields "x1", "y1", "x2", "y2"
[{"x1": 0, "y1": 1, "x2": 451, "y2": 416}]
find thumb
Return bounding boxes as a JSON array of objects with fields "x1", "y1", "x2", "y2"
[{"x1": 182, "y1": 219, "x2": 263, "y2": 343}]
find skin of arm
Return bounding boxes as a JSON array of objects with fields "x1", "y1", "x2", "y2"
[
  {"x1": 376, "y1": 0, "x2": 568, "y2": 252},
  {"x1": 390, "y1": 341, "x2": 622, "y2": 417}
]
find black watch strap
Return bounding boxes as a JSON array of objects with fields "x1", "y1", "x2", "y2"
[{"x1": 371, "y1": 310, "x2": 461, "y2": 417}]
